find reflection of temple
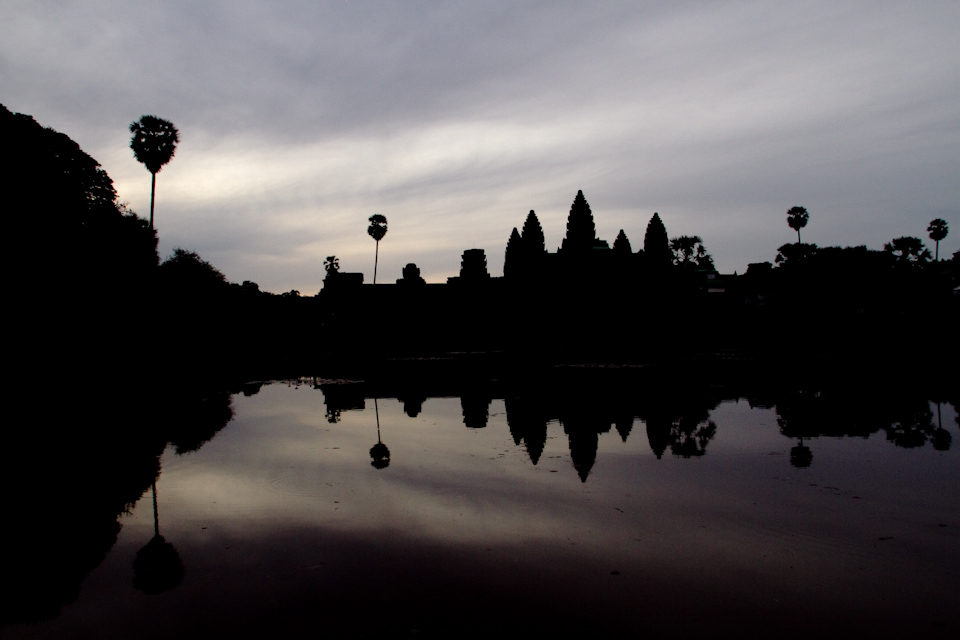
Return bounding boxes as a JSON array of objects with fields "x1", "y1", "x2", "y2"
[{"x1": 318, "y1": 370, "x2": 726, "y2": 482}]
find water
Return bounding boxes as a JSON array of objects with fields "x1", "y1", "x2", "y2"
[{"x1": 4, "y1": 375, "x2": 958, "y2": 638}]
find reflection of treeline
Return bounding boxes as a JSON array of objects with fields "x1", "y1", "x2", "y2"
[
  {"x1": 3, "y1": 104, "x2": 250, "y2": 626},
  {"x1": 320, "y1": 360, "x2": 956, "y2": 480},
  {"x1": 764, "y1": 381, "x2": 952, "y2": 451},
  {"x1": 0, "y1": 384, "x2": 236, "y2": 626}
]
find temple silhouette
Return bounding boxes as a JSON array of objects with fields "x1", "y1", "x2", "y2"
[
  {"x1": 319, "y1": 188, "x2": 958, "y2": 365},
  {"x1": 320, "y1": 190, "x2": 732, "y2": 361}
]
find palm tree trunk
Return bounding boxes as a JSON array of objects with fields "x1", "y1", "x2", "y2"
[
  {"x1": 149, "y1": 172, "x2": 157, "y2": 229},
  {"x1": 373, "y1": 240, "x2": 380, "y2": 284},
  {"x1": 152, "y1": 479, "x2": 160, "y2": 537}
]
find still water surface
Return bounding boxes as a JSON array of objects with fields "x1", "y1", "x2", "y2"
[{"x1": 7, "y1": 377, "x2": 958, "y2": 638}]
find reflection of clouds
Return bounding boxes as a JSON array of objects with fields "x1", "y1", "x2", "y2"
[
  {"x1": 149, "y1": 386, "x2": 960, "y2": 565},
  {"x1": 155, "y1": 389, "x2": 654, "y2": 546},
  {"x1": 113, "y1": 383, "x2": 960, "y2": 640}
]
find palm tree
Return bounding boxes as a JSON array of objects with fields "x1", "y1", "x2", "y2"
[
  {"x1": 367, "y1": 214, "x2": 388, "y2": 284},
  {"x1": 786, "y1": 206, "x2": 809, "y2": 243},
  {"x1": 884, "y1": 236, "x2": 932, "y2": 264},
  {"x1": 323, "y1": 255, "x2": 340, "y2": 275},
  {"x1": 130, "y1": 116, "x2": 179, "y2": 229},
  {"x1": 669, "y1": 235, "x2": 714, "y2": 270},
  {"x1": 927, "y1": 218, "x2": 949, "y2": 261}
]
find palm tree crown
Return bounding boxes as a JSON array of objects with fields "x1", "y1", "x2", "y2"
[
  {"x1": 367, "y1": 214, "x2": 388, "y2": 242},
  {"x1": 130, "y1": 116, "x2": 179, "y2": 175}
]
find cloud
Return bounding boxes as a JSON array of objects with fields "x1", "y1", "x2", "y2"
[{"x1": 2, "y1": 1, "x2": 957, "y2": 291}]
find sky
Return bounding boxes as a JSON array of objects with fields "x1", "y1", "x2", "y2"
[{"x1": 2, "y1": 1, "x2": 958, "y2": 293}]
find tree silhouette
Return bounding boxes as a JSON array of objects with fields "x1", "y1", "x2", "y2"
[
  {"x1": 786, "y1": 206, "x2": 809, "y2": 243},
  {"x1": 129, "y1": 115, "x2": 179, "y2": 229},
  {"x1": 927, "y1": 218, "x2": 948, "y2": 261},
  {"x1": 775, "y1": 242, "x2": 818, "y2": 266},
  {"x1": 883, "y1": 236, "x2": 931, "y2": 265},
  {"x1": 159, "y1": 248, "x2": 228, "y2": 293},
  {"x1": 324, "y1": 255, "x2": 340, "y2": 274},
  {"x1": 669, "y1": 235, "x2": 714, "y2": 270},
  {"x1": 367, "y1": 214, "x2": 388, "y2": 284}
]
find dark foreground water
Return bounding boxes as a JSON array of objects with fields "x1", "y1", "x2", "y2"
[{"x1": 4, "y1": 374, "x2": 958, "y2": 638}]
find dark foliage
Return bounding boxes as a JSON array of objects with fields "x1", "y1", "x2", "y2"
[
  {"x1": 2, "y1": 104, "x2": 159, "y2": 377},
  {"x1": 670, "y1": 235, "x2": 714, "y2": 270},
  {"x1": 775, "y1": 242, "x2": 819, "y2": 266},
  {"x1": 884, "y1": 236, "x2": 932, "y2": 265}
]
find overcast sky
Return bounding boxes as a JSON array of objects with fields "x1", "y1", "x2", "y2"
[{"x1": 3, "y1": 1, "x2": 958, "y2": 292}]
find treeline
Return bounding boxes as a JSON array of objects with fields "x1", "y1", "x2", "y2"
[
  {"x1": 3, "y1": 104, "x2": 315, "y2": 385},
  {"x1": 4, "y1": 102, "x2": 957, "y2": 376}
]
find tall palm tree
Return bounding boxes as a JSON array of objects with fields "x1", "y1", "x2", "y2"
[
  {"x1": 130, "y1": 115, "x2": 179, "y2": 229},
  {"x1": 367, "y1": 214, "x2": 388, "y2": 284},
  {"x1": 927, "y1": 218, "x2": 948, "y2": 261},
  {"x1": 786, "y1": 206, "x2": 809, "y2": 243}
]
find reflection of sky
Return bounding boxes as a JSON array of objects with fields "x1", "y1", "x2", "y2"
[{"x1": 8, "y1": 385, "x2": 956, "y2": 637}]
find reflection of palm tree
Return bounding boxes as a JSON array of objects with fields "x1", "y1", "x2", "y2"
[
  {"x1": 129, "y1": 115, "x2": 179, "y2": 229},
  {"x1": 367, "y1": 214, "x2": 388, "y2": 284},
  {"x1": 133, "y1": 480, "x2": 184, "y2": 595},
  {"x1": 790, "y1": 438, "x2": 813, "y2": 468},
  {"x1": 669, "y1": 417, "x2": 717, "y2": 458},
  {"x1": 883, "y1": 402, "x2": 935, "y2": 448},
  {"x1": 370, "y1": 398, "x2": 390, "y2": 469},
  {"x1": 930, "y1": 398, "x2": 952, "y2": 451}
]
